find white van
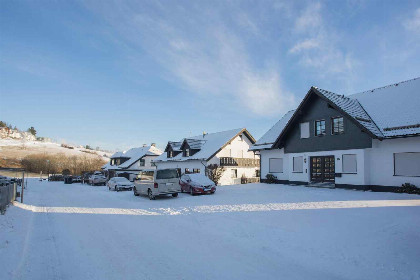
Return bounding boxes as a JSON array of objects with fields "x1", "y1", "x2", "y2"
[{"x1": 133, "y1": 169, "x2": 181, "y2": 200}]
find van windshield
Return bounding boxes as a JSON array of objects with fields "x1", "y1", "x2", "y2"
[{"x1": 156, "y1": 169, "x2": 179, "y2": 179}]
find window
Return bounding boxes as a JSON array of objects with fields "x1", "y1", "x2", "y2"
[
  {"x1": 269, "y1": 158, "x2": 283, "y2": 173},
  {"x1": 138, "y1": 171, "x2": 154, "y2": 181},
  {"x1": 332, "y1": 117, "x2": 344, "y2": 134},
  {"x1": 167, "y1": 151, "x2": 173, "y2": 158},
  {"x1": 184, "y1": 149, "x2": 190, "y2": 157},
  {"x1": 231, "y1": 169, "x2": 237, "y2": 178},
  {"x1": 139, "y1": 159, "x2": 145, "y2": 167},
  {"x1": 315, "y1": 120, "x2": 326, "y2": 136},
  {"x1": 394, "y1": 152, "x2": 420, "y2": 176},
  {"x1": 293, "y1": 156, "x2": 303, "y2": 173},
  {"x1": 185, "y1": 168, "x2": 191, "y2": 174},
  {"x1": 156, "y1": 169, "x2": 179, "y2": 179},
  {"x1": 193, "y1": 168, "x2": 200, "y2": 173},
  {"x1": 342, "y1": 154, "x2": 357, "y2": 173},
  {"x1": 300, "y1": 122, "x2": 310, "y2": 138}
]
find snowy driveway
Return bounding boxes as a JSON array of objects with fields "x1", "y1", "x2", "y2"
[{"x1": 1, "y1": 180, "x2": 420, "y2": 280}]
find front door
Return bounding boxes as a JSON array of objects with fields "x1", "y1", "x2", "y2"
[{"x1": 310, "y1": 156, "x2": 335, "y2": 182}]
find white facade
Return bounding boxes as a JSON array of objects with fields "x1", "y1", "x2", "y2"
[
  {"x1": 259, "y1": 137, "x2": 420, "y2": 188},
  {"x1": 154, "y1": 130, "x2": 260, "y2": 185}
]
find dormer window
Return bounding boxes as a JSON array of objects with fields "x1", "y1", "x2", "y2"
[
  {"x1": 167, "y1": 150, "x2": 173, "y2": 158},
  {"x1": 184, "y1": 149, "x2": 190, "y2": 157}
]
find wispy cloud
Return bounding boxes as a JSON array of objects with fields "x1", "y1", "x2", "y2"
[
  {"x1": 288, "y1": 2, "x2": 358, "y2": 77},
  {"x1": 82, "y1": 1, "x2": 295, "y2": 116},
  {"x1": 403, "y1": 8, "x2": 420, "y2": 33}
]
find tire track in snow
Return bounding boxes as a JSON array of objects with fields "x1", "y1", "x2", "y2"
[{"x1": 13, "y1": 199, "x2": 420, "y2": 216}]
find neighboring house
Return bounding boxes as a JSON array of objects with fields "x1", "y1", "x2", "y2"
[
  {"x1": 153, "y1": 128, "x2": 260, "y2": 185},
  {"x1": 102, "y1": 144, "x2": 162, "y2": 181},
  {"x1": 251, "y1": 77, "x2": 420, "y2": 191}
]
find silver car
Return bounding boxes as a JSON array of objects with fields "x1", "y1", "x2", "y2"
[
  {"x1": 133, "y1": 169, "x2": 181, "y2": 200},
  {"x1": 107, "y1": 177, "x2": 133, "y2": 192}
]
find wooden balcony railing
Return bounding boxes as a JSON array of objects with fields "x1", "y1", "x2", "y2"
[{"x1": 219, "y1": 157, "x2": 260, "y2": 167}]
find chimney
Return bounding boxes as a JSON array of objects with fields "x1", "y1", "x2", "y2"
[
  {"x1": 203, "y1": 131, "x2": 207, "y2": 138},
  {"x1": 151, "y1": 143, "x2": 156, "y2": 147}
]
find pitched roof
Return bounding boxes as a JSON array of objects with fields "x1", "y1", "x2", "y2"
[
  {"x1": 104, "y1": 145, "x2": 162, "y2": 170},
  {"x1": 154, "y1": 128, "x2": 255, "y2": 162},
  {"x1": 252, "y1": 77, "x2": 420, "y2": 151},
  {"x1": 249, "y1": 110, "x2": 295, "y2": 151},
  {"x1": 118, "y1": 146, "x2": 162, "y2": 169},
  {"x1": 348, "y1": 77, "x2": 420, "y2": 137},
  {"x1": 314, "y1": 87, "x2": 383, "y2": 138}
]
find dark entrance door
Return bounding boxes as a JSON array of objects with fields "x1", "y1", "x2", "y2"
[{"x1": 310, "y1": 156, "x2": 335, "y2": 182}]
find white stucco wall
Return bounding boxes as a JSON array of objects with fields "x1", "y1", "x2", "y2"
[{"x1": 367, "y1": 137, "x2": 420, "y2": 187}]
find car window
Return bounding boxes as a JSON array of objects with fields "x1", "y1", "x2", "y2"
[
  {"x1": 156, "y1": 169, "x2": 179, "y2": 180},
  {"x1": 182, "y1": 175, "x2": 190, "y2": 181},
  {"x1": 140, "y1": 171, "x2": 154, "y2": 181}
]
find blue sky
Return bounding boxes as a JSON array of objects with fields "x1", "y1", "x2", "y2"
[{"x1": 1, "y1": 0, "x2": 419, "y2": 151}]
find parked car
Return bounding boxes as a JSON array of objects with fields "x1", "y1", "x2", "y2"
[
  {"x1": 107, "y1": 177, "x2": 133, "y2": 192},
  {"x1": 72, "y1": 176, "x2": 82, "y2": 183},
  {"x1": 48, "y1": 175, "x2": 64, "y2": 181},
  {"x1": 89, "y1": 174, "x2": 107, "y2": 186},
  {"x1": 133, "y1": 169, "x2": 181, "y2": 200},
  {"x1": 180, "y1": 173, "x2": 216, "y2": 195}
]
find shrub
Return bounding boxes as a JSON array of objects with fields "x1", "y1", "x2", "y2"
[
  {"x1": 265, "y1": 174, "x2": 278, "y2": 184},
  {"x1": 395, "y1": 183, "x2": 420, "y2": 195},
  {"x1": 241, "y1": 174, "x2": 248, "y2": 184},
  {"x1": 206, "y1": 164, "x2": 225, "y2": 186}
]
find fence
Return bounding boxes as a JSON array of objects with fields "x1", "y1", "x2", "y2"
[{"x1": 0, "y1": 183, "x2": 16, "y2": 215}]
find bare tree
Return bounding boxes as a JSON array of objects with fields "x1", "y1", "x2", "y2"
[{"x1": 206, "y1": 164, "x2": 225, "y2": 186}]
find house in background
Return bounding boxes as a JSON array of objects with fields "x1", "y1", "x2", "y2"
[
  {"x1": 102, "y1": 144, "x2": 162, "y2": 181},
  {"x1": 251, "y1": 77, "x2": 420, "y2": 191},
  {"x1": 153, "y1": 128, "x2": 260, "y2": 185}
]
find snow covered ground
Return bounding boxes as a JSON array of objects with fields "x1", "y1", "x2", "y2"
[{"x1": 1, "y1": 180, "x2": 420, "y2": 280}]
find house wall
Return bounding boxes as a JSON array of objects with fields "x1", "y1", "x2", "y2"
[
  {"x1": 366, "y1": 137, "x2": 420, "y2": 187},
  {"x1": 283, "y1": 94, "x2": 372, "y2": 153},
  {"x1": 127, "y1": 155, "x2": 156, "y2": 170},
  {"x1": 259, "y1": 136, "x2": 420, "y2": 189},
  {"x1": 155, "y1": 133, "x2": 259, "y2": 186}
]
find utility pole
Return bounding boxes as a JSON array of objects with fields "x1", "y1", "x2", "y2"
[{"x1": 21, "y1": 171, "x2": 25, "y2": 203}]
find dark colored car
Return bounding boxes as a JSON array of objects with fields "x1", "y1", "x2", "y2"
[{"x1": 180, "y1": 174, "x2": 216, "y2": 195}]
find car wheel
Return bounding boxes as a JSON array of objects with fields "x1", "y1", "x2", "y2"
[
  {"x1": 114, "y1": 186, "x2": 117, "y2": 192},
  {"x1": 180, "y1": 187, "x2": 184, "y2": 193},
  {"x1": 190, "y1": 187, "x2": 194, "y2": 196},
  {"x1": 172, "y1": 193, "x2": 178, "y2": 197},
  {"x1": 133, "y1": 187, "x2": 139, "y2": 196},
  {"x1": 148, "y1": 189, "x2": 155, "y2": 200},
  {"x1": 108, "y1": 186, "x2": 111, "y2": 191}
]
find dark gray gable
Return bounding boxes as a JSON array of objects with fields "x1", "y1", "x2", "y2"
[{"x1": 273, "y1": 88, "x2": 374, "y2": 152}]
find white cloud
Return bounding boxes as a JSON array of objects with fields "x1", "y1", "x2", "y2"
[
  {"x1": 83, "y1": 2, "x2": 295, "y2": 116},
  {"x1": 403, "y1": 8, "x2": 420, "y2": 33},
  {"x1": 288, "y1": 2, "x2": 357, "y2": 76}
]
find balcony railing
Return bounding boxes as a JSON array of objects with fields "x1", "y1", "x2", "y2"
[{"x1": 219, "y1": 157, "x2": 260, "y2": 167}]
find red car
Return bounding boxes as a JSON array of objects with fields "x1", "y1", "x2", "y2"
[{"x1": 180, "y1": 174, "x2": 216, "y2": 195}]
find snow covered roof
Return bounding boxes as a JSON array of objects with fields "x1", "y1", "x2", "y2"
[
  {"x1": 154, "y1": 128, "x2": 254, "y2": 162},
  {"x1": 118, "y1": 146, "x2": 162, "y2": 169},
  {"x1": 348, "y1": 77, "x2": 420, "y2": 137},
  {"x1": 252, "y1": 77, "x2": 420, "y2": 151},
  {"x1": 250, "y1": 110, "x2": 295, "y2": 151},
  {"x1": 314, "y1": 88, "x2": 384, "y2": 138},
  {"x1": 165, "y1": 141, "x2": 182, "y2": 152},
  {"x1": 110, "y1": 151, "x2": 125, "y2": 159}
]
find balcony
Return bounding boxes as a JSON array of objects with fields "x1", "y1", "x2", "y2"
[{"x1": 219, "y1": 157, "x2": 260, "y2": 167}]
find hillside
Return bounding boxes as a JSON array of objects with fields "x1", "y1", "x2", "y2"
[{"x1": 0, "y1": 138, "x2": 111, "y2": 169}]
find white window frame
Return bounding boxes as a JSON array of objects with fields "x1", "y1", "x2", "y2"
[
  {"x1": 342, "y1": 154, "x2": 357, "y2": 174},
  {"x1": 293, "y1": 156, "x2": 304, "y2": 173},
  {"x1": 269, "y1": 158, "x2": 283, "y2": 173},
  {"x1": 394, "y1": 152, "x2": 420, "y2": 177},
  {"x1": 300, "y1": 122, "x2": 310, "y2": 139}
]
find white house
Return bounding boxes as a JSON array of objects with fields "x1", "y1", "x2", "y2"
[
  {"x1": 153, "y1": 128, "x2": 260, "y2": 185},
  {"x1": 251, "y1": 77, "x2": 420, "y2": 191},
  {"x1": 102, "y1": 144, "x2": 162, "y2": 181}
]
